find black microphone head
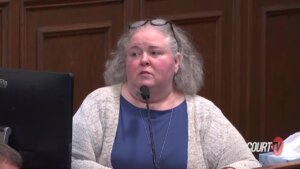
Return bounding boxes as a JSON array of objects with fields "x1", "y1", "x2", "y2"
[{"x1": 140, "y1": 85, "x2": 150, "y2": 101}]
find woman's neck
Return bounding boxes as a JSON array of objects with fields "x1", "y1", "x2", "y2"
[{"x1": 121, "y1": 83, "x2": 185, "y2": 110}]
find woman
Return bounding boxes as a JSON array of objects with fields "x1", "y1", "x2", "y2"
[{"x1": 72, "y1": 18, "x2": 261, "y2": 169}]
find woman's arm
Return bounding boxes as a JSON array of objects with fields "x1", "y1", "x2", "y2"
[
  {"x1": 201, "y1": 102, "x2": 261, "y2": 169},
  {"x1": 71, "y1": 97, "x2": 111, "y2": 169}
]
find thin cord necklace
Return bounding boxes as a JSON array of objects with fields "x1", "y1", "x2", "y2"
[{"x1": 139, "y1": 108, "x2": 174, "y2": 164}]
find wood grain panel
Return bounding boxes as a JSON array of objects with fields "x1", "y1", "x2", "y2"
[
  {"x1": 37, "y1": 22, "x2": 112, "y2": 110},
  {"x1": 171, "y1": 13, "x2": 223, "y2": 108},
  {"x1": 21, "y1": 0, "x2": 124, "y2": 69},
  {"x1": 21, "y1": 0, "x2": 125, "y2": 111},
  {"x1": 264, "y1": 5, "x2": 300, "y2": 140},
  {"x1": 139, "y1": 0, "x2": 237, "y2": 124},
  {"x1": 248, "y1": 0, "x2": 300, "y2": 142},
  {"x1": 2, "y1": 0, "x2": 298, "y2": 150},
  {"x1": 0, "y1": 1, "x2": 9, "y2": 66}
]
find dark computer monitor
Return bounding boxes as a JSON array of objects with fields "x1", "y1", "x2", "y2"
[{"x1": 0, "y1": 68, "x2": 73, "y2": 169}]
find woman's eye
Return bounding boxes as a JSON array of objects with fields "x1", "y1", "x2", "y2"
[
  {"x1": 130, "y1": 52, "x2": 138, "y2": 57},
  {"x1": 150, "y1": 50, "x2": 163, "y2": 57},
  {"x1": 128, "y1": 50, "x2": 141, "y2": 58}
]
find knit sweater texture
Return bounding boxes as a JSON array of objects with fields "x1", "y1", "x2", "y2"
[{"x1": 72, "y1": 84, "x2": 261, "y2": 169}]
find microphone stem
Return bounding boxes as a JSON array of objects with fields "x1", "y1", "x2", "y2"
[{"x1": 145, "y1": 99, "x2": 161, "y2": 169}]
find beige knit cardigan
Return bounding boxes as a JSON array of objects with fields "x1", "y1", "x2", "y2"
[{"x1": 71, "y1": 84, "x2": 261, "y2": 169}]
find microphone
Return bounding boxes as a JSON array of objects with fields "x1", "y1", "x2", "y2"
[
  {"x1": 140, "y1": 85, "x2": 150, "y2": 101},
  {"x1": 139, "y1": 86, "x2": 160, "y2": 169}
]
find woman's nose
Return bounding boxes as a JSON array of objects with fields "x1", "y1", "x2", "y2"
[{"x1": 140, "y1": 52, "x2": 150, "y2": 66}]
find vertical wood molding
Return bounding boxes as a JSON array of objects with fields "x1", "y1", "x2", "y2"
[
  {"x1": 20, "y1": 1, "x2": 26, "y2": 67},
  {"x1": 124, "y1": 0, "x2": 143, "y2": 24},
  {"x1": 170, "y1": 12, "x2": 223, "y2": 100},
  {"x1": 262, "y1": 3, "x2": 300, "y2": 140},
  {"x1": 231, "y1": 0, "x2": 241, "y2": 130},
  {"x1": 248, "y1": 0, "x2": 300, "y2": 141},
  {"x1": 244, "y1": 0, "x2": 253, "y2": 141},
  {"x1": 0, "y1": 1, "x2": 10, "y2": 66}
]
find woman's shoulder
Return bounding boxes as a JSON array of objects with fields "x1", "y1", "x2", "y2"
[
  {"x1": 185, "y1": 95, "x2": 220, "y2": 112},
  {"x1": 185, "y1": 94, "x2": 228, "y2": 125},
  {"x1": 76, "y1": 84, "x2": 121, "y2": 113},
  {"x1": 84, "y1": 84, "x2": 121, "y2": 102},
  {"x1": 74, "y1": 84, "x2": 121, "y2": 121}
]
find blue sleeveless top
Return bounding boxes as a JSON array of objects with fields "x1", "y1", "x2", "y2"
[{"x1": 111, "y1": 95, "x2": 188, "y2": 169}]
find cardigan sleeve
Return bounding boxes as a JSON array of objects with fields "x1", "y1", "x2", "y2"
[
  {"x1": 198, "y1": 98, "x2": 261, "y2": 169},
  {"x1": 71, "y1": 93, "x2": 112, "y2": 169},
  {"x1": 71, "y1": 84, "x2": 121, "y2": 169},
  {"x1": 212, "y1": 112, "x2": 261, "y2": 169}
]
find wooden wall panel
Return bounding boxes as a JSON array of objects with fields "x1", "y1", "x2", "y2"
[
  {"x1": 0, "y1": 0, "x2": 20, "y2": 68},
  {"x1": 174, "y1": 15, "x2": 225, "y2": 116},
  {"x1": 1, "y1": 0, "x2": 300, "y2": 146},
  {"x1": 265, "y1": 5, "x2": 300, "y2": 140},
  {"x1": 138, "y1": 0, "x2": 238, "y2": 124},
  {"x1": 21, "y1": 0, "x2": 125, "y2": 110},
  {"x1": 247, "y1": 0, "x2": 300, "y2": 142},
  {"x1": 37, "y1": 22, "x2": 112, "y2": 110},
  {"x1": 0, "y1": 1, "x2": 9, "y2": 66}
]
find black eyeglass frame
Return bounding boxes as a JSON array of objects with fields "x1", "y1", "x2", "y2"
[{"x1": 128, "y1": 19, "x2": 180, "y2": 52}]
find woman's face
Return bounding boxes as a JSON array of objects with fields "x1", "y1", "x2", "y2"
[{"x1": 125, "y1": 26, "x2": 180, "y2": 90}]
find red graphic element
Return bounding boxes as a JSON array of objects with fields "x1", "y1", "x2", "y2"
[{"x1": 273, "y1": 137, "x2": 284, "y2": 156}]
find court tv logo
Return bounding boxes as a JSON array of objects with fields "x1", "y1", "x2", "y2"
[
  {"x1": 248, "y1": 137, "x2": 284, "y2": 156},
  {"x1": 0, "y1": 79, "x2": 8, "y2": 88}
]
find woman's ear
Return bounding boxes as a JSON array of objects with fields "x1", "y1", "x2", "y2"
[{"x1": 174, "y1": 52, "x2": 182, "y2": 73}]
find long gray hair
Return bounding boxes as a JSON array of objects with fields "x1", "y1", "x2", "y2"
[{"x1": 104, "y1": 18, "x2": 204, "y2": 95}]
